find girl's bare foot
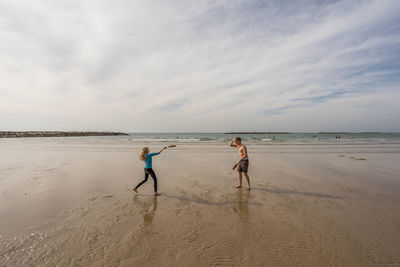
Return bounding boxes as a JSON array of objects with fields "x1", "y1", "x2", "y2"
[
  {"x1": 234, "y1": 185, "x2": 242, "y2": 188},
  {"x1": 247, "y1": 187, "x2": 251, "y2": 190},
  {"x1": 133, "y1": 188, "x2": 138, "y2": 193},
  {"x1": 154, "y1": 192, "x2": 162, "y2": 196}
]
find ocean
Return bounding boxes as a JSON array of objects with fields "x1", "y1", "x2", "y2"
[
  {"x1": 117, "y1": 132, "x2": 400, "y2": 145},
  {"x1": 1, "y1": 132, "x2": 399, "y2": 146}
]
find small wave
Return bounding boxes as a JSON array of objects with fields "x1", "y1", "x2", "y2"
[
  {"x1": 262, "y1": 138, "x2": 272, "y2": 141},
  {"x1": 122, "y1": 138, "x2": 201, "y2": 142},
  {"x1": 199, "y1": 137, "x2": 217, "y2": 141},
  {"x1": 178, "y1": 138, "x2": 201, "y2": 142}
]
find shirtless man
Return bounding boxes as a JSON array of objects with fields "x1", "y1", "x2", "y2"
[{"x1": 229, "y1": 137, "x2": 250, "y2": 190}]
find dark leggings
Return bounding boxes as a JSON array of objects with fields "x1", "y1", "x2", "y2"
[{"x1": 135, "y1": 168, "x2": 158, "y2": 192}]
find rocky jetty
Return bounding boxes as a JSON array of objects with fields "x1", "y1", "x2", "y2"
[{"x1": 0, "y1": 131, "x2": 128, "y2": 138}]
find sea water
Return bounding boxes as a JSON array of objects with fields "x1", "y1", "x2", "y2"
[
  {"x1": 85, "y1": 132, "x2": 400, "y2": 145},
  {"x1": 1, "y1": 132, "x2": 399, "y2": 146},
  {"x1": 117, "y1": 132, "x2": 400, "y2": 144}
]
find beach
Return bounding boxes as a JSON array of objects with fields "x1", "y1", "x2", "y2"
[{"x1": 1, "y1": 137, "x2": 400, "y2": 266}]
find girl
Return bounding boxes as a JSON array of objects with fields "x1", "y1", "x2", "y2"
[{"x1": 133, "y1": 146, "x2": 168, "y2": 196}]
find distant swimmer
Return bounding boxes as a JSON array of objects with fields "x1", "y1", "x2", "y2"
[
  {"x1": 134, "y1": 145, "x2": 174, "y2": 196},
  {"x1": 230, "y1": 137, "x2": 250, "y2": 190}
]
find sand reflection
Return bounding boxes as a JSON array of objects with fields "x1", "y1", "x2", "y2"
[
  {"x1": 133, "y1": 195, "x2": 158, "y2": 226},
  {"x1": 232, "y1": 190, "x2": 250, "y2": 220}
]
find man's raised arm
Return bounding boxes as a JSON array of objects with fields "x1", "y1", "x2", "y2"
[{"x1": 229, "y1": 139, "x2": 237, "y2": 147}]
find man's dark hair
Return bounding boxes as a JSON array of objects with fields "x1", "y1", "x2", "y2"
[{"x1": 236, "y1": 137, "x2": 241, "y2": 142}]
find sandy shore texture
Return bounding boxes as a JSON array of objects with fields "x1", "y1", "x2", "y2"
[{"x1": 1, "y1": 139, "x2": 400, "y2": 266}]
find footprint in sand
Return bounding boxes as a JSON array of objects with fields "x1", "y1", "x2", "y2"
[
  {"x1": 349, "y1": 157, "x2": 366, "y2": 160},
  {"x1": 88, "y1": 197, "x2": 97, "y2": 202}
]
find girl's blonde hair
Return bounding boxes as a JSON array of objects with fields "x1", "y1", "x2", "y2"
[{"x1": 139, "y1": 147, "x2": 149, "y2": 161}]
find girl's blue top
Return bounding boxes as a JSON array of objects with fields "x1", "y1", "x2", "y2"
[{"x1": 144, "y1": 152, "x2": 160, "y2": 169}]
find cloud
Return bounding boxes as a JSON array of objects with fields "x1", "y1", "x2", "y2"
[{"x1": 0, "y1": 0, "x2": 399, "y2": 131}]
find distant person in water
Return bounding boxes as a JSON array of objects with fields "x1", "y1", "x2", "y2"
[
  {"x1": 133, "y1": 146, "x2": 168, "y2": 196},
  {"x1": 230, "y1": 137, "x2": 250, "y2": 190}
]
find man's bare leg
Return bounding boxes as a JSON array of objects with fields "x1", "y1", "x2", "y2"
[
  {"x1": 244, "y1": 173, "x2": 251, "y2": 190},
  {"x1": 235, "y1": 172, "x2": 243, "y2": 188}
]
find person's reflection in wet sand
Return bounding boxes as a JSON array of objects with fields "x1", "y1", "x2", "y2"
[
  {"x1": 143, "y1": 196, "x2": 157, "y2": 225},
  {"x1": 232, "y1": 189, "x2": 250, "y2": 221},
  {"x1": 133, "y1": 195, "x2": 158, "y2": 226}
]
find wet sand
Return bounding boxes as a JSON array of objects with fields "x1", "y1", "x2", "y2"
[{"x1": 1, "y1": 140, "x2": 400, "y2": 266}]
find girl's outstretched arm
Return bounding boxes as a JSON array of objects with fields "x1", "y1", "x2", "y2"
[{"x1": 159, "y1": 147, "x2": 168, "y2": 153}]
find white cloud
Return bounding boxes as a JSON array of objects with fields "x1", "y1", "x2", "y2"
[{"x1": 0, "y1": 0, "x2": 399, "y2": 131}]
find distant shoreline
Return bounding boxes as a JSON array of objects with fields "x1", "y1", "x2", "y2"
[
  {"x1": 0, "y1": 131, "x2": 128, "y2": 138},
  {"x1": 224, "y1": 132, "x2": 290, "y2": 134},
  {"x1": 224, "y1": 132, "x2": 391, "y2": 134}
]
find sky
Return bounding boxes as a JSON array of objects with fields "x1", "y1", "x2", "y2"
[{"x1": 1, "y1": 0, "x2": 400, "y2": 132}]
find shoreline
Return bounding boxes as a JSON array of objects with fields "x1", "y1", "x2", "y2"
[
  {"x1": 224, "y1": 132, "x2": 290, "y2": 134},
  {"x1": 0, "y1": 131, "x2": 128, "y2": 138}
]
